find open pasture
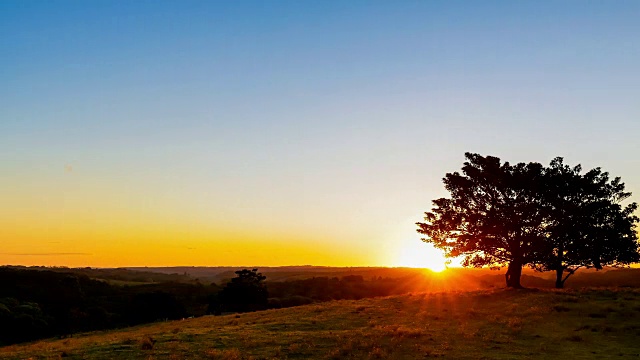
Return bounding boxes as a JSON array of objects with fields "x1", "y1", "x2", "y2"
[{"x1": 2, "y1": 288, "x2": 639, "y2": 359}]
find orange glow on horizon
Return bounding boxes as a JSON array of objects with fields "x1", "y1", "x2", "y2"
[{"x1": 0, "y1": 177, "x2": 452, "y2": 268}]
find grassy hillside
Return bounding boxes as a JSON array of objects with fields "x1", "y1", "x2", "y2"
[{"x1": 2, "y1": 288, "x2": 639, "y2": 359}]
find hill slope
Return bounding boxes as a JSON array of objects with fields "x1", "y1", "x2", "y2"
[{"x1": 1, "y1": 288, "x2": 639, "y2": 359}]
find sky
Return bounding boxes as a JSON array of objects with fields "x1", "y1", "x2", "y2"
[{"x1": 1, "y1": 1, "x2": 639, "y2": 268}]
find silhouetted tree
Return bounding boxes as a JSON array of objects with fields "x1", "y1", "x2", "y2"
[
  {"x1": 129, "y1": 292, "x2": 186, "y2": 324},
  {"x1": 540, "y1": 158, "x2": 639, "y2": 288},
  {"x1": 417, "y1": 153, "x2": 547, "y2": 288},
  {"x1": 417, "y1": 153, "x2": 640, "y2": 289},
  {"x1": 218, "y1": 269, "x2": 268, "y2": 312}
]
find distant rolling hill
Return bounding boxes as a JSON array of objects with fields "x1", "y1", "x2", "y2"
[
  {"x1": 125, "y1": 265, "x2": 640, "y2": 289},
  {"x1": 124, "y1": 266, "x2": 439, "y2": 284}
]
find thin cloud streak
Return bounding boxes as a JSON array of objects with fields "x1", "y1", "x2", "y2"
[{"x1": 5, "y1": 253, "x2": 92, "y2": 256}]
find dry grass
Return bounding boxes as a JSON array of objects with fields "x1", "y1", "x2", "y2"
[
  {"x1": 204, "y1": 348, "x2": 243, "y2": 360},
  {"x1": 1, "y1": 288, "x2": 640, "y2": 359}
]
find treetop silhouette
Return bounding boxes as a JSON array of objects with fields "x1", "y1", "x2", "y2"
[{"x1": 217, "y1": 269, "x2": 268, "y2": 313}]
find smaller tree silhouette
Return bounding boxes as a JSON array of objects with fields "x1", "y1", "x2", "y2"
[
  {"x1": 541, "y1": 158, "x2": 639, "y2": 288},
  {"x1": 218, "y1": 269, "x2": 268, "y2": 313}
]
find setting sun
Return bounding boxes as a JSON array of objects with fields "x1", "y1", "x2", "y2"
[{"x1": 393, "y1": 240, "x2": 448, "y2": 272}]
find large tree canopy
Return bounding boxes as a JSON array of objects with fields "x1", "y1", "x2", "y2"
[
  {"x1": 417, "y1": 153, "x2": 639, "y2": 288},
  {"x1": 416, "y1": 153, "x2": 547, "y2": 288},
  {"x1": 540, "y1": 158, "x2": 639, "y2": 288}
]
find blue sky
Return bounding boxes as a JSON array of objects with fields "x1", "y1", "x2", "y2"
[{"x1": 1, "y1": 1, "x2": 639, "y2": 266}]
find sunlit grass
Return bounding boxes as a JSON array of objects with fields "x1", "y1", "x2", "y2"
[{"x1": 2, "y1": 288, "x2": 639, "y2": 359}]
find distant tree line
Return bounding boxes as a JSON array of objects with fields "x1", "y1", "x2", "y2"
[
  {"x1": 417, "y1": 153, "x2": 639, "y2": 288},
  {"x1": 207, "y1": 269, "x2": 423, "y2": 314},
  {"x1": 7, "y1": 265, "x2": 192, "y2": 283},
  {"x1": 0, "y1": 268, "x2": 213, "y2": 345},
  {"x1": 0, "y1": 267, "x2": 435, "y2": 345}
]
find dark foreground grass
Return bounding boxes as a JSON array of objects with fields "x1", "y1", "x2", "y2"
[{"x1": 2, "y1": 288, "x2": 640, "y2": 359}]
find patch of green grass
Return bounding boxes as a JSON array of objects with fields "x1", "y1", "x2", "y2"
[{"x1": 1, "y1": 288, "x2": 640, "y2": 359}]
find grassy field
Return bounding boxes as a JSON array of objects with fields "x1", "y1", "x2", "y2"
[{"x1": 1, "y1": 288, "x2": 639, "y2": 359}]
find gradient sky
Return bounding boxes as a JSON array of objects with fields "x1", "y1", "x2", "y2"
[{"x1": 1, "y1": 1, "x2": 639, "y2": 267}]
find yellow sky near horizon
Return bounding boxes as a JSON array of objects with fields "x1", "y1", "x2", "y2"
[
  {"x1": 0, "y1": 156, "x2": 455, "y2": 269},
  {"x1": 0, "y1": 169, "x2": 447, "y2": 268}
]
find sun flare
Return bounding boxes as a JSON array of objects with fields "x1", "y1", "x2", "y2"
[{"x1": 394, "y1": 240, "x2": 448, "y2": 272}]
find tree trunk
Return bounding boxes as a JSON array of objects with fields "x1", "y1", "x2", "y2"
[
  {"x1": 555, "y1": 268, "x2": 564, "y2": 289},
  {"x1": 505, "y1": 261, "x2": 523, "y2": 288}
]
